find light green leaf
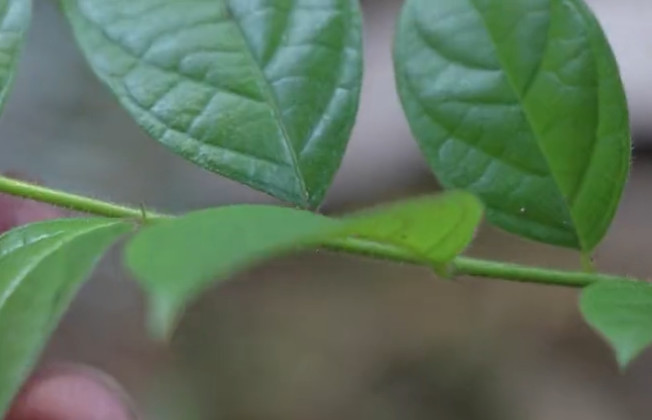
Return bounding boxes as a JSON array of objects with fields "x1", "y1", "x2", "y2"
[
  {"x1": 580, "y1": 281, "x2": 652, "y2": 369},
  {"x1": 0, "y1": 219, "x2": 131, "y2": 417},
  {"x1": 126, "y1": 206, "x2": 337, "y2": 339},
  {"x1": 394, "y1": 0, "x2": 630, "y2": 252},
  {"x1": 0, "y1": 0, "x2": 31, "y2": 111},
  {"x1": 63, "y1": 0, "x2": 363, "y2": 208},
  {"x1": 125, "y1": 191, "x2": 483, "y2": 339},
  {"x1": 339, "y1": 190, "x2": 483, "y2": 266}
]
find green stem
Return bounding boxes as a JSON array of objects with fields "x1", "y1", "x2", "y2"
[
  {"x1": 0, "y1": 175, "x2": 169, "y2": 220},
  {"x1": 0, "y1": 175, "x2": 637, "y2": 288},
  {"x1": 324, "y1": 237, "x2": 632, "y2": 287},
  {"x1": 451, "y1": 255, "x2": 630, "y2": 287}
]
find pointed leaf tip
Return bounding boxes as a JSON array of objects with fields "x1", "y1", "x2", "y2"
[
  {"x1": 580, "y1": 281, "x2": 652, "y2": 369},
  {"x1": 394, "y1": 0, "x2": 630, "y2": 251},
  {"x1": 63, "y1": 0, "x2": 363, "y2": 208}
]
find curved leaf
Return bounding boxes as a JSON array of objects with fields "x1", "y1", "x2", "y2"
[
  {"x1": 580, "y1": 281, "x2": 652, "y2": 369},
  {"x1": 339, "y1": 190, "x2": 482, "y2": 264},
  {"x1": 126, "y1": 206, "x2": 336, "y2": 338},
  {"x1": 125, "y1": 191, "x2": 483, "y2": 339},
  {"x1": 63, "y1": 0, "x2": 363, "y2": 208},
  {"x1": 0, "y1": 0, "x2": 31, "y2": 111},
  {"x1": 394, "y1": 0, "x2": 630, "y2": 252},
  {"x1": 0, "y1": 219, "x2": 130, "y2": 417}
]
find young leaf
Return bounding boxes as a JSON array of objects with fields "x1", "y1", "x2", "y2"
[
  {"x1": 339, "y1": 190, "x2": 482, "y2": 264},
  {"x1": 0, "y1": 0, "x2": 31, "y2": 111},
  {"x1": 580, "y1": 281, "x2": 652, "y2": 369},
  {"x1": 125, "y1": 191, "x2": 483, "y2": 339},
  {"x1": 63, "y1": 0, "x2": 363, "y2": 208},
  {"x1": 0, "y1": 218, "x2": 130, "y2": 417},
  {"x1": 394, "y1": 0, "x2": 630, "y2": 252}
]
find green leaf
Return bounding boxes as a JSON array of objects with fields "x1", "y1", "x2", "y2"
[
  {"x1": 339, "y1": 190, "x2": 483, "y2": 266},
  {"x1": 580, "y1": 281, "x2": 652, "y2": 369},
  {"x1": 125, "y1": 191, "x2": 483, "y2": 339},
  {"x1": 63, "y1": 0, "x2": 363, "y2": 208},
  {"x1": 0, "y1": 218, "x2": 130, "y2": 417},
  {"x1": 394, "y1": 0, "x2": 630, "y2": 252},
  {"x1": 0, "y1": 0, "x2": 31, "y2": 111},
  {"x1": 126, "y1": 206, "x2": 337, "y2": 339}
]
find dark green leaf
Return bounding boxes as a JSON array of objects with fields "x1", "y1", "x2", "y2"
[
  {"x1": 0, "y1": 0, "x2": 31, "y2": 111},
  {"x1": 125, "y1": 191, "x2": 483, "y2": 339},
  {"x1": 394, "y1": 0, "x2": 630, "y2": 252},
  {"x1": 0, "y1": 219, "x2": 130, "y2": 417},
  {"x1": 63, "y1": 0, "x2": 363, "y2": 208},
  {"x1": 580, "y1": 281, "x2": 652, "y2": 369}
]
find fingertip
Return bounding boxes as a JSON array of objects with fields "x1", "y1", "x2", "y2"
[{"x1": 6, "y1": 364, "x2": 137, "y2": 420}]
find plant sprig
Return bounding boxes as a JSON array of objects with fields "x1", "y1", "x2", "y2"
[
  {"x1": 0, "y1": 0, "x2": 648, "y2": 417},
  {"x1": 0, "y1": 173, "x2": 637, "y2": 290}
]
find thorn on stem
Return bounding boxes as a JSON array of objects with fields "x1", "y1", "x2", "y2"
[{"x1": 139, "y1": 203, "x2": 148, "y2": 223}]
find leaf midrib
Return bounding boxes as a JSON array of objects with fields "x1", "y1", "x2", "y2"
[
  {"x1": 224, "y1": 1, "x2": 310, "y2": 206},
  {"x1": 467, "y1": 0, "x2": 583, "y2": 249}
]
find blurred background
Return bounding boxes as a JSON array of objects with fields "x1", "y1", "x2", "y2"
[{"x1": 2, "y1": 1, "x2": 652, "y2": 419}]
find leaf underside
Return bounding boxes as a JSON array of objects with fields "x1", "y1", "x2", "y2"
[
  {"x1": 63, "y1": 0, "x2": 363, "y2": 208},
  {"x1": 580, "y1": 281, "x2": 652, "y2": 369},
  {"x1": 0, "y1": 219, "x2": 130, "y2": 418},
  {"x1": 394, "y1": 0, "x2": 630, "y2": 252},
  {"x1": 125, "y1": 191, "x2": 483, "y2": 339}
]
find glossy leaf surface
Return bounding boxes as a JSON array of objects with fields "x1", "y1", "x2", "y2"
[
  {"x1": 0, "y1": 0, "x2": 31, "y2": 111},
  {"x1": 580, "y1": 281, "x2": 652, "y2": 369},
  {"x1": 394, "y1": 0, "x2": 630, "y2": 251},
  {"x1": 63, "y1": 0, "x2": 363, "y2": 208},
  {"x1": 125, "y1": 191, "x2": 483, "y2": 338},
  {"x1": 0, "y1": 219, "x2": 130, "y2": 417}
]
